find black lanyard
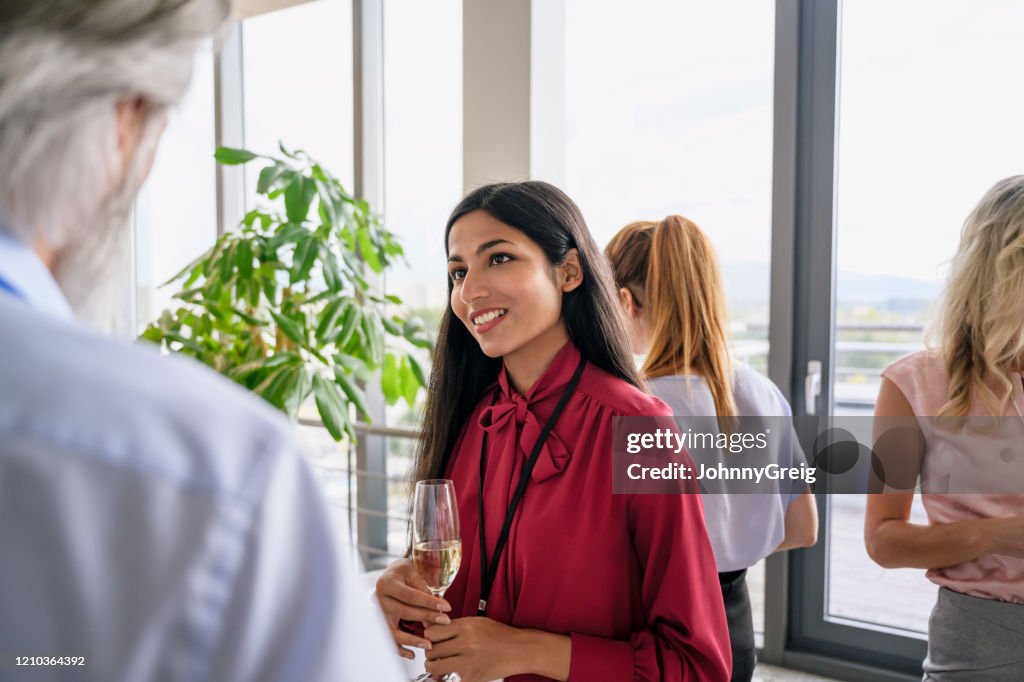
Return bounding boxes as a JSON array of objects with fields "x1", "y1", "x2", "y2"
[{"x1": 476, "y1": 354, "x2": 587, "y2": 616}]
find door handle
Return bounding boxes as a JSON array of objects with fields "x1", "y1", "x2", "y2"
[{"x1": 805, "y1": 360, "x2": 822, "y2": 415}]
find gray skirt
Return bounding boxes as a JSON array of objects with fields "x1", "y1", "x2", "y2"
[{"x1": 923, "y1": 587, "x2": 1024, "y2": 681}]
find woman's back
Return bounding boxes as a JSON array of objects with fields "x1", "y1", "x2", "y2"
[{"x1": 649, "y1": 363, "x2": 808, "y2": 572}]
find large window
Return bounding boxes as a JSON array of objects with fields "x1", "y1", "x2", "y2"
[
  {"x1": 134, "y1": 49, "x2": 217, "y2": 328},
  {"x1": 242, "y1": 0, "x2": 355, "y2": 198},
  {"x1": 564, "y1": 0, "x2": 776, "y2": 374},
  {"x1": 826, "y1": 0, "x2": 1024, "y2": 637},
  {"x1": 382, "y1": 0, "x2": 462, "y2": 315},
  {"x1": 380, "y1": 0, "x2": 463, "y2": 559}
]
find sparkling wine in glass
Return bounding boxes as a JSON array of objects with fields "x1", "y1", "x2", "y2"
[
  {"x1": 412, "y1": 479, "x2": 462, "y2": 682},
  {"x1": 412, "y1": 539, "x2": 462, "y2": 597}
]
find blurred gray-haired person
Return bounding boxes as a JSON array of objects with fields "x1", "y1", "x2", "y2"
[{"x1": 0, "y1": 3, "x2": 403, "y2": 680}]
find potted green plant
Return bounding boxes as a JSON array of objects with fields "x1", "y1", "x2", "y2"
[{"x1": 141, "y1": 144, "x2": 431, "y2": 443}]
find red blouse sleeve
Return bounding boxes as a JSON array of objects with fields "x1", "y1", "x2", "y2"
[{"x1": 567, "y1": 473, "x2": 732, "y2": 681}]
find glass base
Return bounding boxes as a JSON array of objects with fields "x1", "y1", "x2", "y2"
[{"x1": 412, "y1": 673, "x2": 461, "y2": 682}]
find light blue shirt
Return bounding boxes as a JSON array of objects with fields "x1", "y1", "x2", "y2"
[
  {"x1": 649, "y1": 364, "x2": 809, "y2": 572},
  {"x1": 0, "y1": 232, "x2": 403, "y2": 681}
]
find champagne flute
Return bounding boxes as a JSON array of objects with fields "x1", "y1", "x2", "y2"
[{"x1": 412, "y1": 479, "x2": 462, "y2": 682}]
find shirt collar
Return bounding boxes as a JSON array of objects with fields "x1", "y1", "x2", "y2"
[
  {"x1": 0, "y1": 230, "x2": 74, "y2": 321},
  {"x1": 497, "y1": 340, "x2": 581, "y2": 403}
]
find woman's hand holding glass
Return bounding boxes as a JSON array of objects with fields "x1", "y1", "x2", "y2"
[
  {"x1": 375, "y1": 558, "x2": 452, "y2": 659},
  {"x1": 422, "y1": 616, "x2": 525, "y2": 682}
]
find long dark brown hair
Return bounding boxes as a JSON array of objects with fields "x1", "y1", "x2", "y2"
[{"x1": 412, "y1": 181, "x2": 642, "y2": 484}]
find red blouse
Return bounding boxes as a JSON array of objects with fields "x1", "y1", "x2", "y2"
[{"x1": 443, "y1": 342, "x2": 731, "y2": 681}]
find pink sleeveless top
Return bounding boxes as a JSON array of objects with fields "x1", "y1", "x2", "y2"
[{"x1": 882, "y1": 350, "x2": 1024, "y2": 603}]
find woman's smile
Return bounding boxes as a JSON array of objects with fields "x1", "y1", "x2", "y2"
[{"x1": 470, "y1": 307, "x2": 508, "y2": 333}]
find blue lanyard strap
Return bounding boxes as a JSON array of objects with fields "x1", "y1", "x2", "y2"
[{"x1": 0, "y1": 275, "x2": 25, "y2": 301}]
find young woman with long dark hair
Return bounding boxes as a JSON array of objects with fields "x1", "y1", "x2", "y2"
[
  {"x1": 375, "y1": 182, "x2": 731, "y2": 681},
  {"x1": 605, "y1": 216, "x2": 818, "y2": 682}
]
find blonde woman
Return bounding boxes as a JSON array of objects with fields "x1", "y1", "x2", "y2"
[
  {"x1": 865, "y1": 176, "x2": 1024, "y2": 680},
  {"x1": 605, "y1": 216, "x2": 818, "y2": 682}
]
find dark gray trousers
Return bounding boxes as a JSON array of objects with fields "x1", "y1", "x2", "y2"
[{"x1": 923, "y1": 587, "x2": 1024, "y2": 681}]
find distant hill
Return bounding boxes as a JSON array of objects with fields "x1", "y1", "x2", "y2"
[{"x1": 720, "y1": 262, "x2": 942, "y2": 304}]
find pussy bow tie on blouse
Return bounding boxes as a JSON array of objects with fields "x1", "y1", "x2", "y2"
[{"x1": 477, "y1": 390, "x2": 571, "y2": 484}]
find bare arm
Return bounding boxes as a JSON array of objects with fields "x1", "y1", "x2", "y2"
[
  {"x1": 864, "y1": 378, "x2": 1024, "y2": 569},
  {"x1": 774, "y1": 489, "x2": 818, "y2": 552}
]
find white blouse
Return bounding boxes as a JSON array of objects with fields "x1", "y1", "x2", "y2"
[{"x1": 649, "y1": 363, "x2": 807, "y2": 572}]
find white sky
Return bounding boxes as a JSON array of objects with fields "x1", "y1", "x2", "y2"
[{"x1": 565, "y1": 0, "x2": 1024, "y2": 286}]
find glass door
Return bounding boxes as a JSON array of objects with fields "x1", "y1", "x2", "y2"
[
  {"x1": 561, "y1": 0, "x2": 777, "y2": 642},
  {"x1": 827, "y1": 0, "x2": 1024, "y2": 641},
  {"x1": 786, "y1": 0, "x2": 1024, "y2": 675}
]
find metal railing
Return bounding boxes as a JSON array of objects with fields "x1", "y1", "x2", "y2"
[{"x1": 298, "y1": 417, "x2": 420, "y2": 567}]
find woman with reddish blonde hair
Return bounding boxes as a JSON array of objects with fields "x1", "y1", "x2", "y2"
[{"x1": 606, "y1": 215, "x2": 818, "y2": 682}]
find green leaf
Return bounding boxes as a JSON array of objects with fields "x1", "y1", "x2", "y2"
[
  {"x1": 341, "y1": 323, "x2": 366, "y2": 357},
  {"x1": 357, "y1": 226, "x2": 383, "y2": 273},
  {"x1": 258, "y1": 364, "x2": 307, "y2": 418},
  {"x1": 380, "y1": 315, "x2": 402, "y2": 336},
  {"x1": 381, "y1": 352, "x2": 401, "y2": 405},
  {"x1": 163, "y1": 331, "x2": 204, "y2": 354},
  {"x1": 312, "y1": 172, "x2": 341, "y2": 227},
  {"x1": 286, "y1": 366, "x2": 310, "y2": 418},
  {"x1": 333, "y1": 305, "x2": 360, "y2": 349},
  {"x1": 252, "y1": 364, "x2": 291, "y2": 403},
  {"x1": 304, "y1": 289, "x2": 334, "y2": 305},
  {"x1": 403, "y1": 317, "x2": 425, "y2": 337},
  {"x1": 278, "y1": 140, "x2": 298, "y2": 159},
  {"x1": 407, "y1": 353, "x2": 427, "y2": 387},
  {"x1": 165, "y1": 250, "x2": 209, "y2": 286},
  {"x1": 312, "y1": 373, "x2": 349, "y2": 441},
  {"x1": 172, "y1": 287, "x2": 204, "y2": 302},
  {"x1": 226, "y1": 363, "x2": 260, "y2": 383},
  {"x1": 217, "y1": 242, "x2": 237, "y2": 282},
  {"x1": 232, "y1": 307, "x2": 266, "y2": 326},
  {"x1": 242, "y1": 209, "x2": 261, "y2": 229},
  {"x1": 264, "y1": 351, "x2": 302, "y2": 368},
  {"x1": 257, "y1": 162, "x2": 289, "y2": 195},
  {"x1": 267, "y1": 222, "x2": 306, "y2": 251},
  {"x1": 139, "y1": 326, "x2": 163, "y2": 344},
  {"x1": 289, "y1": 234, "x2": 318, "y2": 284},
  {"x1": 245, "y1": 275, "x2": 261, "y2": 307},
  {"x1": 409, "y1": 335, "x2": 433, "y2": 350},
  {"x1": 284, "y1": 176, "x2": 306, "y2": 223},
  {"x1": 236, "y1": 240, "x2": 254, "y2": 278},
  {"x1": 333, "y1": 365, "x2": 371, "y2": 421},
  {"x1": 361, "y1": 311, "x2": 384, "y2": 367},
  {"x1": 182, "y1": 261, "x2": 205, "y2": 289},
  {"x1": 260, "y1": 274, "x2": 277, "y2": 306},
  {"x1": 384, "y1": 294, "x2": 402, "y2": 304},
  {"x1": 271, "y1": 310, "x2": 305, "y2": 345},
  {"x1": 214, "y1": 147, "x2": 258, "y2": 165},
  {"x1": 284, "y1": 175, "x2": 317, "y2": 224},
  {"x1": 315, "y1": 298, "x2": 347, "y2": 343},
  {"x1": 400, "y1": 356, "x2": 420, "y2": 408},
  {"x1": 322, "y1": 250, "x2": 343, "y2": 291}
]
